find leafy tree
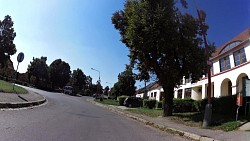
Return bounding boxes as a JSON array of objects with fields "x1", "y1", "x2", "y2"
[
  {"x1": 71, "y1": 68, "x2": 86, "y2": 94},
  {"x1": 0, "y1": 15, "x2": 17, "y2": 68},
  {"x1": 91, "y1": 83, "x2": 98, "y2": 94},
  {"x1": 85, "y1": 75, "x2": 92, "y2": 90},
  {"x1": 112, "y1": 65, "x2": 136, "y2": 97},
  {"x1": 111, "y1": 82, "x2": 121, "y2": 98},
  {"x1": 49, "y1": 59, "x2": 71, "y2": 89},
  {"x1": 103, "y1": 86, "x2": 109, "y2": 96},
  {"x1": 112, "y1": 0, "x2": 210, "y2": 116},
  {"x1": 27, "y1": 57, "x2": 49, "y2": 87}
]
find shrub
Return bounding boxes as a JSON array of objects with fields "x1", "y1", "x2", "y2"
[
  {"x1": 200, "y1": 95, "x2": 237, "y2": 115},
  {"x1": 194, "y1": 100, "x2": 202, "y2": 112},
  {"x1": 173, "y1": 98, "x2": 197, "y2": 113},
  {"x1": 143, "y1": 99, "x2": 157, "y2": 109},
  {"x1": 156, "y1": 101, "x2": 163, "y2": 109},
  {"x1": 117, "y1": 95, "x2": 128, "y2": 106}
]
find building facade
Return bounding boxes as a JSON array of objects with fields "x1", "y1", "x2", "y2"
[
  {"x1": 175, "y1": 28, "x2": 250, "y2": 100},
  {"x1": 136, "y1": 28, "x2": 250, "y2": 101}
]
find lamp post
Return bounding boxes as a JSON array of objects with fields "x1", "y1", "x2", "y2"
[
  {"x1": 193, "y1": 0, "x2": 212, "y2": 127},
  {"x1": 91, "y1": 68, "x2": 101, "y2": 100},
  {"x1": 106, "y1": 82, "x2": 112, "y2": 98}
]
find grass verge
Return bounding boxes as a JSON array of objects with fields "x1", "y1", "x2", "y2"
[
  {"x1": 127, "y1": 108, "x2": 243, "y2": 131},
  {"x1": 0, "y1": 80, "x2": 28, "y2": 94},
  {"x1": 127, "y1": 108, "x2": 163, "y2": 117},
  {"x1": 94, "y1": 99, "x2": 119, "y2": 106}
]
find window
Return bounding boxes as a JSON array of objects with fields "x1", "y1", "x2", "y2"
[
  {"x1": 211, "y1": 63, "x2": 214, "y2": 75},
  {"x1": 184, "y1": 88, "x2": 191, "y2": 98},
  {"x1": 233, "y1": 48, "x2": 247, "y2": 66},
  {"x1": 154, "y1": 92, "x2": 157, "y2": 97},
  {"x1": 151, "y1": 92, "x2": 153, "y2": 97},
  {"x1": 219, "y1": 56, "x2": 231, "y2": 72},
  {"x1": 219, "y1": 41, "x2": 241, "y2": 54},
  {"x1": 177, "y1": 90, "x2": 182, "y2": 98}
]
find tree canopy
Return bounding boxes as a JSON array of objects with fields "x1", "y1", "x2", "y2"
[
  {"x1": 71, "y1": 68, "x2": 87, "y2": 94},
  {"x1": 0, "y1": 15, "x2": 16, "y2": 68},
  {"x1": 112, "y1": 0, "x2": 211, "y2": 116},
  {"x1": 27, "y1": 57, "x2": 49, "y2": 87},
  {"x1": 112, "y1": 65, "x2": 136, "y2": 97},
  {"x1": 49, "y1": 59, "x2": 71, "y2": 88}
]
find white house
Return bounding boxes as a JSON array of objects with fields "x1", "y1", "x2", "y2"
[
  {"x1": 136, "y1": 28, "x2": 250, "y2": 101},
  {"x1": 175, "y1": 27, "x2": 250, "y2": 100},
  {"x1": 136, "y1": 82, "x2": 164, "y2": 101}
]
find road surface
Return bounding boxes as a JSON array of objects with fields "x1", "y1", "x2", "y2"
[{"x1": 0, "y1": 86, "x2": 189, "y2": 141}]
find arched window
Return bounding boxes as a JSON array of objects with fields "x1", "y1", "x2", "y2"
[{"x1": 219, "y1": 41, "x2": 242, "y2": 54}]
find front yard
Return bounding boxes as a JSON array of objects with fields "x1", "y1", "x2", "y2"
[
  {"x1": 128, "y1": 108, "x2": 244, "y2": 131},
  {"x1": 95, "y1": 99, "x2": 245, "y2": 131}
]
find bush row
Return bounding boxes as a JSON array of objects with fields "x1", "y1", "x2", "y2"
[
  {"x1": 117, "y1": 95, "x2": 244, "y2": 116},
  {"x1": 138, "y1": 95, "x2": 243, "y2": 116}
]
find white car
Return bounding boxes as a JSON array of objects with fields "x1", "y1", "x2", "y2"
[{"x1": 63, "y1": 86, "x2": 73, "y2": 95}]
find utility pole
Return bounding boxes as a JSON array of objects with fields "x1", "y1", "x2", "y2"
[{"x1": 193, "y1": 0, "x2": 212, "y2": 127}]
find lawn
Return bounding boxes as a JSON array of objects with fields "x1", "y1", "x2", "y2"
[
  {"x1": 0, "y1": 80, "x2": 28, "y2": 94},
  {"x1": 127, "y1": 108, "x2": 163, "y2": 117}
]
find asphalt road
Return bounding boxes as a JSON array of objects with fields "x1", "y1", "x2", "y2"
[{"x1": 0, "y1": 87, "x2": 189, "y2": 141}]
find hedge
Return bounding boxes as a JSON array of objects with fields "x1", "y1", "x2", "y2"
[
  {"x1": 173, "y1": 98, "x2": 198, "y2": 113},
  {"x1": 200, "y1": 95, "x2": 239, "y2": 115},
  {"x1": 156, "y1": 101, "x2": 163, "y2": 109},
  {"x1": 117, "y1": 95, "x2": 128, "y2": 106},
  {"x1": 143, "y1": 99, "x2": 157, "y2": 109}
]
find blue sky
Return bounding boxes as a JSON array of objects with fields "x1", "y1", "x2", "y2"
[{"x1": 0, "y1": 0, "x2": 249, "y2": 88}]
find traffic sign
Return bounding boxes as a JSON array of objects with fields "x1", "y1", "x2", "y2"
[{"x1": 17, "y1": 52, "x2": 24, "y2": 63}]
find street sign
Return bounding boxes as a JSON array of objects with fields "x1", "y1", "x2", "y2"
[
  {"x1": 17, "y1": 52, "x2": 24, "y2": 63},
  {"x1": 236, "y1": 93, "x2": 243, "y2": 106}
]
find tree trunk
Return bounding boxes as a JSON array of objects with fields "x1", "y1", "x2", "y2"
[{"x1": 162, "y1": 85, "x2": 174, "y2": 116}]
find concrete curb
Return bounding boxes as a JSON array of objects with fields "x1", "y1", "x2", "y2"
[
  {"x1": 0, "y1": 94, "x2": 47, "y2": 109},
  {"x1": 0, "y1": 98, "x2": 46, "y2": 109},
  {"x1": 88, "y1": 99, "x2": 220, "y2": 141}
]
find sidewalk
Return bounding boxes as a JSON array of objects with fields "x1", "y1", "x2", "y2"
[
  {"x1": 89, "y1": 99, "x2": 250, "y2": 141},
  {"x1": 0, "y1": 90, "x2": 46, "y2": 109}
]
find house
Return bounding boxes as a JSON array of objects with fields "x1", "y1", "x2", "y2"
[
  {"x1": 176, "y1": 27, "x2": 250, "y2": 100},
  {"x1": 137, "y1": 27, "x2": 250, "y2": 101},
  {"x1": 136, "y1": 81, "x2": 164, "y2": 101}
]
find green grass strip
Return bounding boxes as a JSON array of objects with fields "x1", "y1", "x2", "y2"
[{"x1": 0, "y1": 80, "x2": 28, "y2": 94}]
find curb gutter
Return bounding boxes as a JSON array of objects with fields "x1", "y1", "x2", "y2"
[{"x1": 88, "y1": 99, "x2": 220, "y2": 141}]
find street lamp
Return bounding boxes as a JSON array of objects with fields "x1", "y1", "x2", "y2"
[
  {"x1": 91, "y1": 68, "x2": 100, "y2": 83},
  {"x1": 106, "y1": 82, "x2": 112, "y2": 97},
  {"x1": 91, "y1": 68, "x2": 101, "y2": 100}
]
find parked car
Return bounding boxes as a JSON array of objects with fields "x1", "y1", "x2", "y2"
[
  {"x1": 124, "y1": 97, "x2": 143, "y2": 107},
  {"x1": 63, "y1": 86, "x2": 73, "y2": 95}
]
